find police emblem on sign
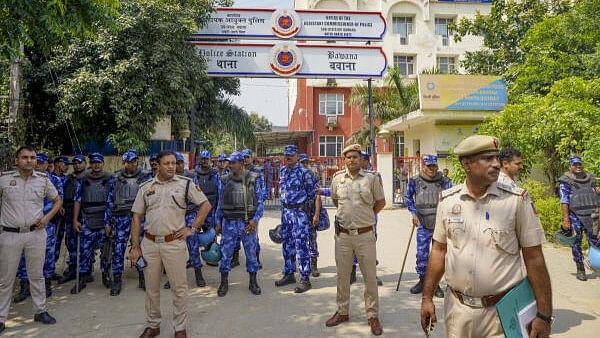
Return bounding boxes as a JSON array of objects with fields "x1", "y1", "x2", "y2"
[
  {"x1": 270, "y1": 43, "x2": 302, "y2": 77},
  {"x1": 271, "y1": 9, "x2": 301, "y2": 39}
]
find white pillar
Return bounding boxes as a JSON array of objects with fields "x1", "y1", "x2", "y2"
[{"x1": 377, "y1": 152, "x2": 394, "y2": 209}]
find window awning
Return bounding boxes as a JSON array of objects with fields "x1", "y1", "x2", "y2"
[{"x1": 254, "y1": 130, "x2": 313, "y2": 148}]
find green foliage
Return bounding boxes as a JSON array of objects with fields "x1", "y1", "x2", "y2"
[
  {"x1": 521, "y1": 179, "x2": 563, "y2": 239},
  {"x1": 0, "y1": 0, "x2": 119, "y2": 61},
  {"x1": 452, "y1": 0, "x2": 570, "y2": 76},
  {"x1": 249, "y1": 112, "x2": 272, "y2": 133},
  {"x1": 447, "y1": 150, "x2": 465, "y2": 184}
]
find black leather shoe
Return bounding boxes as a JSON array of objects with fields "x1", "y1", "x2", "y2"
[
  {"x1": 274, "y1": 273, "x2": 296, "y2": 287},
  {"x1": 248, "y1": 272, "x2": 261, "y2": 295},
  {"x1": 163, "y1": 281, "x2": 170, "y2": 289},
  {"x1": 310, "y1": 257, "x2": 320, "y2": 277},
  {"x1": 294, "y1": 279, "x2": 311, "y2": 293},
  {"x1": 102, "y1": 272, "x2": 112, "y2": 289},
  {"x1": 434, "y1": 285, "x2": 445, "y2": 298},
  {"x1": 13, "y1": 280, "x2": 30, "y2": 303},
  {"x1": 110, "y1": 274, "x2": 122, "y2": 296},
  {"x1": 410, "y1": 278, "x2": 424, "y2": 294},
  {"x1": 194, "y1": 268, "x2": 206, "y2": 288},
  {"x1": 376, "y1": 276, "x2": 383, "y2": 286},
  {"x1": 576, "y1": 263, "x2": 587, "y2": 281},
  {"x1": 70, "y1": 277, "x2": 87, "y2": 294},
  {"x1": 34, "y1": 312, "x2": 56, "y2": 324},
  {"x1": 58, "y1": 269, "x2": 75, "y2": 284},
  {"x1": 350, "y1": 266, "x2": 357, "y2": 285},
  {"x1": 217, "y1": 272, "x2": 229, "y2": 297}
]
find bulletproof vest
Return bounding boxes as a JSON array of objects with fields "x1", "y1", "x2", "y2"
[
  {"x1": 63, "y1": 171, "x2": 85, "y2": 211},
  {"x1": 221, "y1": 171, "x2": 258, "y2": 219},
  {"x1": 82, "y1": 172, "x2": 112, "y2": 229},
  {"x1": 414, "y1": 172, "x2": 446, "y2": 229},
  {"x1": 559, "y1": 173, "x2": 599, "y2": 217},
  {"x1": 186, "y1": 168, "x2": 219, "y2": 214},
  {"x1": 113, "y1": 168, "x2": 150, "y2": 216}
]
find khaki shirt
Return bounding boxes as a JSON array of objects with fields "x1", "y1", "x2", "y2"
[
  {"x1": 331, "y1": 169, "x2": 385, "y2": 229},
  {"x1": 0, "y1": 170, "x2": 59, "y2": 228},
  {"x1": 132, "y1": 175, "x2": 208, "y2": 236},
  {"x1": 433, "y1": 182, "x2": 545, "y2": 297},
  {"x1": 498, "y1": 171, "x2": 518, "y2": 188}
]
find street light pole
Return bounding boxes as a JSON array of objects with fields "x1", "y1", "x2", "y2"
[{"x1": 367, "y1": 78, "x2": 375, "y2": 157}]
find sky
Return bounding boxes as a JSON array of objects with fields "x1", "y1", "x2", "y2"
[{"x1": 229, "y1": 0, "x2": 295, "y2": 127}]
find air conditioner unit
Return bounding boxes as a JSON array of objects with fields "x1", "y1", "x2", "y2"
[{"x1": 326, "y1": 116, "x2": 337, "y2": 130}]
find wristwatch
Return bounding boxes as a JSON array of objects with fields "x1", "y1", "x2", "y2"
[{"x1": 536, "y1": 312, "x2": 555, "y2": 325}]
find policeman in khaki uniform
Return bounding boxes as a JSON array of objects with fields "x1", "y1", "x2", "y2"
[
  {"x1": 326, "y1": 144, "x2": 386, "y2": 336},
  {"x1": 0, "y1": 146, "x2": 62, "y2": 334},
  {"x1": 420, "y1": 135, "x2": 553, "y2": 338},
  {"x1": 130, "y1": 151, "x2": 211, "y2": 338}
]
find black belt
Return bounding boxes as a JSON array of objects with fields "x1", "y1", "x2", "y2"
[
  {"x1": 3, "y1": 225, "x2": 38, "y2": 233},
  {"x1": 282, "y1": 203, "x2": 305, "y2": 209}
]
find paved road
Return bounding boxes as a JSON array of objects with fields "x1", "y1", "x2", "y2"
[{"x1": 4, "y1": 208, "x2": 600, "y2": 337}]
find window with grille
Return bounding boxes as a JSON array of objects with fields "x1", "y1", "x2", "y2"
[
  {"x1": 436, "y1": 56, "x2": 456, "y2": 74},
  {"x1": 435, "y1": 17, "x2": 453, "y2": 46},
  {"x1": 393, "y1": 55, "x2": 415, "y2": 76},
  {"x1": 392, "y1": 16, "x2": 414, "y2": 45},
  {"x1": 395, "y1": 132, "x2": 405, "y2": 157},
  {"x1": 319, "y1": 136, "x2": 344, "y2": 157},
  {"x1": 319, "y1": 93, "x2": 344, "y2": 116}
]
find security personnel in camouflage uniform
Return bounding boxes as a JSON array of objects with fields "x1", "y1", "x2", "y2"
[
  {"x1": 14, "y1": 153, "x2": 64, "y2": 301},
  {"x1": 216, "y1": 153, "x2": 230, "y2": 177},
  {"x1": 186, "y1": 150, "x2": 220, "y2": 287},
  {"x1": 299, "y1": 153, "x2": 320, "y2": 277},
  {"x1": 215, "y1": 151, "x2": 265, "y2": 297},
  {"x1": 275, "y1": 145, "x2": 317, "y2": 293},
  {"x1": 71, "y1": 153, "x2": 114, "y2": 294},
  {"x1": 404, "y1": 154, "x2": 451, "y2": 297},
  {"x1": 58, "y1": 155, "x2": 87, "y2": 284},
  {"x1": 104, "y1": 150, "x2": 152, "y2": 295},
  {"x1": 558, "y1": 156, "x2": 600, "y2": 281},
  {"x1": 51, "y1": 155, "x2": 69, "y2": 280}
]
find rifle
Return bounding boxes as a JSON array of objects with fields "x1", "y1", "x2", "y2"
[{"x1": 101, "y1": 228, "x2": 115, "y2": 285}]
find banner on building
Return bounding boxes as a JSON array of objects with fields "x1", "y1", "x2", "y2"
[
  {"x1": 194, "y1": 42, "x2": 387, "y2": 78},
  {"x1": 194, "y1": 7, "x2": 386, "y2": 41},
  {"x1": 418, "y1": 75, "x2": 507, "y2": 111}
]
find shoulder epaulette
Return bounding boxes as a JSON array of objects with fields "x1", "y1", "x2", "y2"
[
  {"x1": 177, "y1": 174, "x2": 193, "y2": 181},
  {"x1": 441, "y1": 184, "x2": 462, "y2": 199},
  {"x1": 35, "y1": 171, "x2": 48, "y2": 177},
  {"x1": 333, "y1": 169, "x2": 346, "y2": 177},
  {"x1": 139, "y1": 178, "x2": 154, "y2": 188},
  {"x1": 497, "y1": 182, "x2": 527, "y2": 196},
  {"x1": 1, "y1": 170, "x2": 16, "y2": 176}
]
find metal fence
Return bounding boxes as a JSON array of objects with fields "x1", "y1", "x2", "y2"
[{"x1": 392, "y1": 156, "x2": 422, "y2": 206}]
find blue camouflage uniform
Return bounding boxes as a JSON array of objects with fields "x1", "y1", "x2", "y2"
[
  {"x1": 404, "y1": 155, "x2": 452, "y2": 280},
  {"x1": 74, "y1": 154, "x2": 114, "y2": 276},
  {"x1": 280, "y1": 146, "x2": 317, "y2": 280},
  {"x1": 559, "y1": 157, "x2": 600, "y2": 265},
  {"x1": 17, "y1": 155, "x2": 64, "y2": 281},
  {"x1": 52, "y1": 156, "x2": 70, "y2": 267},
  {"x1": 187, "y1": 151, "x2": 222, "y2": 268},
  {"x1": 264, "y1": 160, "x2": 273, "y2": 199},
  {"x1": 299, "y1": 153, "x2": 320, "y2": 259},
  {"x1": 60, "y1": 155, "x2": 86, "y2": 276},
  {"x1": 104, "y1": 151, "x2": 152, "y2": 275},
  {"x1": 217, "y1": 152, "x2": 266, "y2": 273}
]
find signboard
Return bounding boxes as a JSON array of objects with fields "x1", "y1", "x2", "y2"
[
  {"x1": 194, "y1": 42, "x2": 387, "y2": 78},
  {"x1": 194, "y1": 7, "x2": 386, "y2": 41},
  {"x1": 418, "y1": 75, "x2": 507, "y2": 111}
]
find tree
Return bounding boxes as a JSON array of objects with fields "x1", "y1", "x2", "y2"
[
  {"x1": 349, "y1": 66, "x2": 419, "y2": 148},
  {"x1": 249, "y1": 112, "x2": 273, "y2": 132},
  {"x1": 452, "y1": 0, "x2": 570, "y2": 76}
]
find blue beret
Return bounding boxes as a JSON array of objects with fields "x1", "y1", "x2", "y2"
[
  {"x1": 569, "y1": 156, "x2": 582, "y2": 165},
  {"x1": 228, "y1": 151, "x2": 244, "y2": 163},
  {"x1": 72, "y1": 155, "x2": 86, "y2": 163},
  {"x1": 242, "y1": 148, "x2": 252, "y2": 157},
  {"x1": 283, "y1": 145, "x2": 298, "y2": 156},
  {"x1": 36, "y1": 153, "x2": 49, "y2": 163},
  {"x1": 89, "y1": 152, "x2": 104, "y2": 163},
  {"x1": 361, "y1": 151, "x2": 370, "y2": 160},
  {"x1": 217, "y1": 153, "x2": 227, "y2": 161},
  {"x1": 149, "y1": 153, "x2": 158, "y2": 162},
  {"x1": 175, "y1": 152, "x2": 185, "y2": 162},
  {"x1": 299, "y1": 153, "x2": 309, "y2": 162},
  {"x1": 122, "y1": 150, "x2": 138, "y2": 162},
  {"x1": 423, "y1": 154, "x2": 438, "y2": 166},
  {"x1": 200, "y1": 150, "x2": 211, "y2": 159},
  {"x1": 53, "y1": 155, "x2": 71, "y2": 164}
]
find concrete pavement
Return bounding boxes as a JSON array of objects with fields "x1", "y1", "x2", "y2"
[{"x1": 3, "y1": 208, "x2": 600, "y2": 337}]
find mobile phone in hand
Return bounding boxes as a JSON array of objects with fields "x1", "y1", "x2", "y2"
[{"x1": 136, "y1": 256, "x2": 148, "y2": 270}]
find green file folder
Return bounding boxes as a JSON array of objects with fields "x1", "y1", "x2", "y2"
[{"x1": 495, "y1": 277, "x2": 537, "y2": 338}]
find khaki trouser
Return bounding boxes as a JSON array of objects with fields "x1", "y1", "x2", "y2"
[
  {"x1": 0, "y1": 230, "x2": 47, "y2": 321},
  {"x1": 444, "y1": 288, "x2": 504, "y2": 338},
  {"x1": 335, "y1": 229, "x2": 379, "y2": 319},
  {"x1": 142, "y1": 238, "x2": 189, "y2": 332}
]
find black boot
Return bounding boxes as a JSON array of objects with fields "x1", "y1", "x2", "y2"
[
  {"x1": 110, "y1": 274, "x2": 122, "y2": 296},
  {"x1": 256, "y1": 249, "x2": 262, "y2": 270},
  {"x1": 194, "y1": 268, "x2": 206, "y2": 287},
  {"x1": 576, "y1": 263, "x2": 587, "y2": 281},
  {"x1": 231, "y1": 250, "x2": 240, "y2": 268},
  {"x1": 275, "y1": 273, "x2": 296, "y2": 287},
  {"x1": 217, "y1": 272, "x2": 229, "y2": 297},
  {"x1": 310, "y1": 257, "x2": 320, "y2": 277},
  {"x1": 102, "y1": 272, "x2": 112, "y2": 289},
  {"x1": 138, "y1": 271, "x2": 146, "y2": 290},
  {"x1": 58, "y1": 267, "x2": 76, "y2": 284},
  {"x1": 164, "y1": 281, "x2": 170, "y2": 289},
  {"x1": 13, "y1": 280, "x2": 30, "y2": 303},
  {"x1": 294, "y1": 278, "x2": 312, "y2": 293},
  {"x1": 410, "y1": 278, "x2": 424, "y2": 294},
  {"x1": 249, "y1": 272, "x2": 261, "y2": 295},
  {"x1": 350, "y1": 265, "x2": 357, "y2": 285},
  {"x1": 45, "y1": 278, "x2": 52, "y2": 298},
  {"x1": 70, "y1": 275, "x2": 88, "y2": 294},
  {"x1": 434, "y1": 285, "x2": 445, "y2": 298},
  {"x1": 50, "y1": 273, "x2": 61, "y2": 282},
  {"x1": 376, "y1": 276, "x2": 383, "y2": 286}
]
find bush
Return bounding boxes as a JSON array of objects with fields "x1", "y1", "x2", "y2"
[{"x1": 522, "y1": 179, "x2": 563, "y2": 240}]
